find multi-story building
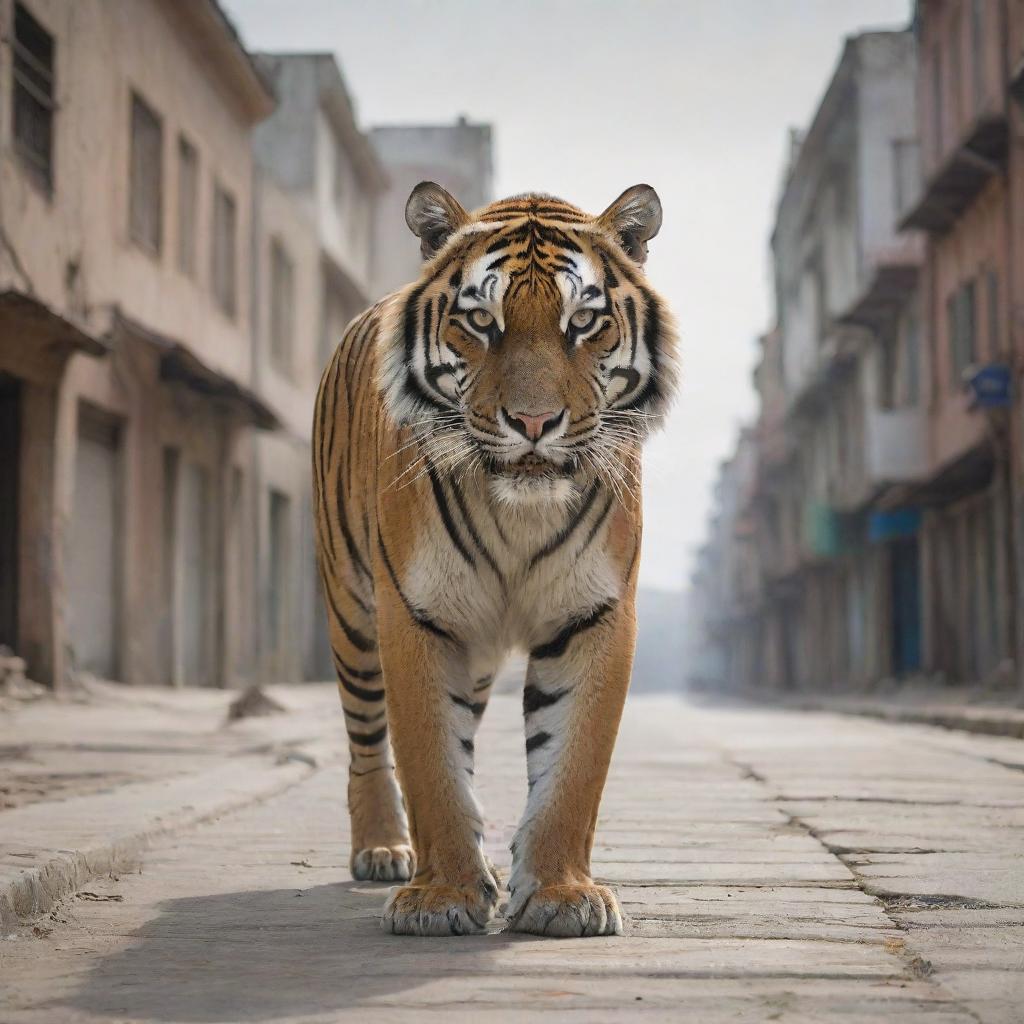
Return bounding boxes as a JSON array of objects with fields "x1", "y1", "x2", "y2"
[
  {"x1": 369, "y1": 118, "x2": 493, "y2": 297},
  {"x1": 900, "y1": 0, "x2": 1016, "y2": 686},
  {"x1": 250, "y1": 53, "x2": 388, "y2": 683},
  {"x1": 0, "y1": 0, "x2": 276, "y2": 688},
  {"x1": 692, "y1": 30, "x2": 934, "y2": 694},
  {"x1": 767, "y1": 31, "x2": 924, "y2": 691}
]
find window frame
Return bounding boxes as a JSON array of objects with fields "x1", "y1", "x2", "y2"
[
  {"x1": 176, "y1": 133, "x2": 200, "y2": 278},
  {"x1": 128, "y1": 90, "x2": 165, "y2": 257},
  {"x1": 210, "y1": 181, "x2": 238, "y2": 319},
  {"x1": 11, "y1": 1, "x2": 56, "y2": 195}
]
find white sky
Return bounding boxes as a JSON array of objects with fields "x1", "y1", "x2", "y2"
[{"x1": 225, "y1": 0, "x2": 911, "y2": 591}]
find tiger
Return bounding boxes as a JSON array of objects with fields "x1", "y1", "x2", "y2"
[{"x1": 312, "y1": 181, "x2": 678, "y2": 937}]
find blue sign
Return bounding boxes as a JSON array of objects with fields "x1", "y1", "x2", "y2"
[
  {"x1": 869, "y1": 507, "x2": 922, "y2": 543},
  {"x1": 968, "y1": 364, "x2": 1011, "y2": 408}
]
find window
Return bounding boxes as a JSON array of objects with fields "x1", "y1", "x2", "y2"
[
  {"x1": 211, "y1": 183, "x2": 237, "y2": 317},
  {"x1": 269, "y1": 238, "x2": 294, "y2": 374},
  {"x1": 176, "y1": 135, "x2": 199, "y2": 277},
  {"x1": 903, "y1": 302, "x2": 920, "y2": 406},
  {"x1": 129, "y1": 92, "x2": 163, "y2": 254},
  {"x1": 931, "y1": 49, "x2": 944, "y2": 163},
  {"x1": 333, "y1": 142, "x2": 346, "y2": 205},
  {"x1": 970, "y1": 0, "x2": 986, "y2": 113},
  {"x1": 12, "y1": 2, "x2": 55, "y2": 192},
  {"x1": 986, "y1": 268, "x2": 1000, "y2": 357},
  {"x1": 948, "y1": 279, "x2": 977, "y2": 387}
]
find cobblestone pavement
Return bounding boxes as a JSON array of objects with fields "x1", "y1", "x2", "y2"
[{"x1": 2, "y1": 694, "x2": 1022, "y2": 1023}]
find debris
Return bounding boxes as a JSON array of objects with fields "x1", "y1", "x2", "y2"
[
  {"x1": 32, "y1": 925, "x2": 52, "y2": 938},
  {"x1": 276, "y1": 750, "x2": 318, "y2": 768},
  {"x1": 906, "y1": 955, "x2": 934, "y2": 979},
  {"x1": 77, "y1": 891, "x2": 124, "y2": 902},
  {"x1": 0, "y1": 646, "x2": 46, "y2": 705},
  {"x1": 226, "y1": 686, "x2": 287, "y2": 722},
  {"x1": 291, "y1": 859, "x2": 313, "y2": 868}
]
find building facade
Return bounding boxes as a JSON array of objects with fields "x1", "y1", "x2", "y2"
[
  {"x1": 249, "y1": 53, "x2": 388, "y2": 684},
  {"x1": 694, "y1": 7, "x2": 1024, "y2": 696},
  {"x1": 0, "y1": 0, "x2": 275, "y2": 688}
]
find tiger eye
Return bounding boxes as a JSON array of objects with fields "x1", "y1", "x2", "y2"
[
  {"x1": 467, "y1": 308, "x2": 495, "y2": 331},
  {"x1": 570, "y1": 309, "x2": 597, "y2": 331}
]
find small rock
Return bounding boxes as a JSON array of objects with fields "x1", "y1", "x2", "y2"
[{"x1": 227, "y1": 686, "x2": 287, "y2": 722}]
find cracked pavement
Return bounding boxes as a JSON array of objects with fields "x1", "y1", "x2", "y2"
[{"x1": 2, "y1": 694, "x2": 1022, "y2": 1022}]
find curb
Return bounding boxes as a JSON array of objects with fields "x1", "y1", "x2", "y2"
[
  {"x1": 765, "y1": 696, "x2": 1024, "y2": 741},
  {"x1": 0, "y1": 736, "x2": 342, "y2": 932}
]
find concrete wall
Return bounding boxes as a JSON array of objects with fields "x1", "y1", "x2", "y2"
[{"x1": 370, "y1": 120, "x2": 493, "y2": 297}]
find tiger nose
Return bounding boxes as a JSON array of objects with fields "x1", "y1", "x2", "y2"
[{"x1": 505, "y1": 408, "x2": 564, "y2": 442}]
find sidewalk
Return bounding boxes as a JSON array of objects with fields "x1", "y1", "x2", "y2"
[
  {"x1": 0, "y1": 679, "x2": 345, "y2": 930},
  {"x1": 728, "y1": 681, "x2": 1024, "y2": 740}
]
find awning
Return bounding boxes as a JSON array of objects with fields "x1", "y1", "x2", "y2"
[
  {"x1": 0, "y1": 290, "x2": 109, "y2": 357},
  {"x1": 109, "y1": 310, "x2": 280, "y2": 431}
]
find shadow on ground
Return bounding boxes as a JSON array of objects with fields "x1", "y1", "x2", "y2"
[{"x1": 54, "y1": 882, "x2": 524, "y2": 1022}]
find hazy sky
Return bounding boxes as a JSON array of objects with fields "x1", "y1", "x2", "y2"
[{"x1": 225, "y1": 0, "x2": 911, "y2": 591}]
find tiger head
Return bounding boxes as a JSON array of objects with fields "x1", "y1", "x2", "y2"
[{"x1": 379, "y1": 182, "x2": 679, "y2": 506}]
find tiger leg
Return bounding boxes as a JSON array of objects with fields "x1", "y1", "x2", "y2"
[
  {"x1": 376, "y1": 592, "x2": 499, "y2": 936},
  {"x1": 325, "y1": 581, "x2": 413, "y2": 883},
  {"x1": 505, "y1": 600, "x2": 635, "y2": 937}
]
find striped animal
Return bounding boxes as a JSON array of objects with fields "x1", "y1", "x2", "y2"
[{"x1": 313, "y1": 182, "x2": 678, "y2": 937}]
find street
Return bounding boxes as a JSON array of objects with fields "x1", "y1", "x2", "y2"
[{"x1": 2, "y1": 691, "x2": 1022, "y2": 1023}]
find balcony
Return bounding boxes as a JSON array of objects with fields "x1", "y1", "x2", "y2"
[
  {"x1": 899, "y1": 111, "x2": 1008, "y2": 233},
  {"x1": 837, "y1": 237, "x2": 923, "y2": 331},
  {"x1": 864, "y1": 405, "x2": 930, "y2": 487}
]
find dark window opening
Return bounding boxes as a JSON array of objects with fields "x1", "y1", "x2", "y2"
[{"x1": 12, "y1": 2, "x2": 55, "y2": 192}]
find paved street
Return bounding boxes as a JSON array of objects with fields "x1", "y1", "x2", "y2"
[{"x1": 2, "y1": 692, "x2": 1023, "y2": 1023}]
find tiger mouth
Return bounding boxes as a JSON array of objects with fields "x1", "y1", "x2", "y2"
[{"x1": 485, "y1": 453, "x2": 573, "y2": 479}]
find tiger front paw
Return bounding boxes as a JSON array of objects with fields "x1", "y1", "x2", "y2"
[
  {"x1": 351, "y1": 844, "x2": 415, "y2": 882},
  {"x1": 505, "y1": 882, "x2": 623, "y2": 938},
  {"x1": 381, "y1": 875, "x2": 499, "y2": 936}
]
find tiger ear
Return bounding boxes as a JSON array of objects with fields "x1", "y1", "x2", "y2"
[
  {"x1": 405, "y1": 181, "x2": 470, "y2": 260},
  {"x1": 596, "y1": 184, "x2": 663, "y2": 265}
]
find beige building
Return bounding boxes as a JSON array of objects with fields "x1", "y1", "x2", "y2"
[
  {"x1": 0, "y1": 0, "x2": 275, "y2": 688},
  {"x1": 249, "y1": 53, "x2": 388, "y2": 683}
]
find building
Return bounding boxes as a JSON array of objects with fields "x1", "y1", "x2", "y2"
[
  {"x1": 692, "y1": 30, "x2": 935, "y2": 693},
  {"x1": 369, "y1": 118, "x2": 493, "y2": 297},
  {"x1": 248, "y1": 53, "x2": 388, "y2": 683},
  {"x1": 0, "y1": 0, "x2": 276, "y2": 688},
  {"x1": 899, "y1": 0, "x2": 1017, "y2": 687}
]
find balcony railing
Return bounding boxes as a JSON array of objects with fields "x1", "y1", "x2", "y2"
[{"x1": 899, "y1": 111, "x2": 1008, "y2": 233}]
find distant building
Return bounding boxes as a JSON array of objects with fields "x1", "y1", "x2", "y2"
[
  {"x1": 250, "y1": 53, "x2": 388, "y2": 682},
  {"x1": 0, "y1": 0, "x2": 276, "y2": 688},
  {"x1": 691, "y1": 30, "x2": 929, "y2": 693},
  {"x1": 369, "y1": 118, "x2": 493, "y2": 297}
]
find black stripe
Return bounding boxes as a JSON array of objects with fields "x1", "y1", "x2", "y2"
[
  {"x1": 525, "y1": 731, "x2": 551, "y2": 754},
  {"x1": 335, "y1": 654, "x2": 381, "y2": 681},
  {"x1": 378, "y1": 536, "x2": 459, "y2": 644},
  {"x1": 531, "y1": 601, "x2": 615, "y2": 660},
  {"x1": 450, "y1": 693, "x2": 486, "y2": 717},
  {"x1": 528, "y1": 480, "x2": 600, "y2": 570},
  {"x1": 347, "y1": 724, "x2": 388, "y2": 747},
  {"x1": 523, "y1": 684, "x2": 568, "y2": 715},
  {"x1": 344, "y1": 707, "x2": 386, "y2": 725},
  {"x1": 426, "y1": 463, "x2": 475, "y2": 567},
  {"x1": 324, "y1": 584, "x2": 376, "y2": 653},
  {"x1": 449, "y1": 478, "x2": 505, "y2": 586},
  {"x1": 336, "y1": 669, "x2": 385, "y2": 704},
  {"x1": 580, "y1": 495, "x2": 614, "y2": 552}
]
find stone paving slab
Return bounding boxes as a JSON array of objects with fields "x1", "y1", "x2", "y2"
[
  {"x1": 0, "y1": 683, "x2": 345, "y2": 931},
  {"x1": 1, "y1": 694, "x2": 1022, "y2": 1021}
]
